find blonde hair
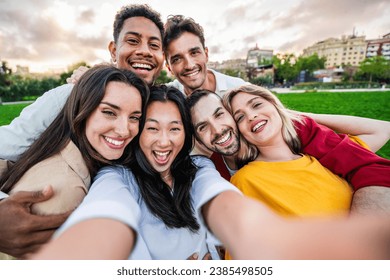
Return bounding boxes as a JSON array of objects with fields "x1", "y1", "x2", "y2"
[{"x1": 223, "y1": 84, "x2": 303, "y2": 166}]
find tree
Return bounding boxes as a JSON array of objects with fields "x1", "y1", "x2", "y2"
[
  {"x1": 155, "y1": 69, "x2": 173, "y2": 85},
  {"x1": 356, "y1": 56, "x2": 390, "y2": 84},
  {"x1": 59, "y1": 61, "x2": 89, "y2": 85},
  {"x1": 294, "y1": 53, "x2": 326, "y2": 75},
  {"x1": 272, "y1": 53, "x2": 297, "y2": 85}
]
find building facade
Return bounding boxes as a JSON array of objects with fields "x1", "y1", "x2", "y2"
[
  {"x1": 302, "y1": 34, "x2": 367, "y2": 68},
  {"x1": 366, "y1": 33, "x2": 390, "y2": 60}
]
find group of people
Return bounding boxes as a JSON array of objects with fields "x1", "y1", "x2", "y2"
[{"x1": 1, "y1": 4, "x2": 390, "y2": 260}]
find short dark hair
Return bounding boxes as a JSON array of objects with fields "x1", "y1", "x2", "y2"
[
  {"x1": 163, "y1": 15, "x2": 205, "y2": 56},
  {"x1": 113, "y1": 4, "x2": 164, "y2": 43}
]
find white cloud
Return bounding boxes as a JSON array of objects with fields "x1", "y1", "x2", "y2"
[{"x1": 1, "y1": 0, "x2": 389, "y2": 72}]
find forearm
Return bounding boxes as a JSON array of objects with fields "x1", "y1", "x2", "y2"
[
  {"x1": 303, "y1": 113, "x2": 390, "y2": 152},
  {"x1": 31, "y1": 218, "x2": 135, "y2": 259},
  {"x1": 350, "y1": 186, "x2": 390, "y2": 215},
  {"x1": 203, "y1": 191, "x2": 390, "y2": 259}
]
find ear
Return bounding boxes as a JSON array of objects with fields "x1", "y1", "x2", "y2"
[
  {"x1": 204, "y1": 47, "x2": 209, "y2": 62},
  {"x1": 166, "y1": 62, "x2": 173, "y2": 74},
  {"x1": 108, "y1": 41, "x2": 117, "y2": 63}
]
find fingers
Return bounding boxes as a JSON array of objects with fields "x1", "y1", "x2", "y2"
[
  {"x1": 186, "y1": 252, "x2": 212, "y2": 260},
  {"x1": 66, "y1": 66, "x2": 89, "y2": 84},
  {"x1": 9, "y1": 186, "x2": 54, "y2": 206},
  {"x1": 186, "y1": 252, "x2": 199, "y2": 260},
  {"x1": 202, "y1": 252, "x2": 212, "y2": 260}
]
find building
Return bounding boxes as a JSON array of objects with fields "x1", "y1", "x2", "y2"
[
  {"x1": 302, "y1": 34, "x2": 367, "y2": 68},
  {"x1": 366, "y1": 33, "x2": 390, "y2": 60},
  {"x1": 245, "y1": 44, "x2": 274, "y2": 82}
]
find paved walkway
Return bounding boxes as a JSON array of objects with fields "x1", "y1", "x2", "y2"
[{"x1": 272, "y1": 87, "x2": 390, "y2": 94}]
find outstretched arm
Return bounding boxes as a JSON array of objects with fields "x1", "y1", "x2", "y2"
[
  {"x1": 303, "y1": 113, "x2": 390, "y2": 152},
  {"x1": 31, "y1": 218, "x2": 134, "y2": 260},
  {"x1": 203, "y1": 191, "x2": 390, "y2": 259}
]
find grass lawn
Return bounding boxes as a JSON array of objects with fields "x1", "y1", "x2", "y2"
[
  {"x1": 0, "y1": 103, "x2": 31, "y2": 126},
  {"x1": 276, "y1": 90, "x2": 390, "y2": 159},
  {"x1": 0, "y1": 90, "x2": 389, "y2": 158}
]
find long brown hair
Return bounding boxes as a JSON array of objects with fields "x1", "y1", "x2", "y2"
[{"x1": 0, "y1": 65, "x2": 149, "y2": 193}]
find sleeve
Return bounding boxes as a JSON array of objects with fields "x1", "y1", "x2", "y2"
[
  {"x1": 0, "y1": 84, "x2": 73, "y2": 162},
  {"x1": 53, "y1": 166, "x2": 141, "y2": 239},
  {"x1": 190, "y1": 156, "x2": 242, "y2": 237},
  {"x1": 295, "y1": 116, "x2": 390, "y2": 190}
]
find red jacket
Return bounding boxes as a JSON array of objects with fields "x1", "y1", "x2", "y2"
[{"x1": 295, "y1": 116, "x2": 390, "y2": 190}]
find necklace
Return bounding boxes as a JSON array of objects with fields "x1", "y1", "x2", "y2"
[{"x1": 162, "y1": 173, "x2": 172, "y2": 180}]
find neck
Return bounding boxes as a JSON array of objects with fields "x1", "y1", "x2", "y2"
[
  {"x1": 223, "y1": 154, "x2": 238, "y2": 170},
  {"x1": 184, "y1": 69, "x2": 216, "y2": 95},
  {"x1": 161, "y1": 173, "x2": 174, "y2": 189},
  {"x1": 255, "y1": 143, "x2": 300, "y2": 162}
]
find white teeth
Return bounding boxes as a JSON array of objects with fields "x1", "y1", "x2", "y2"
[
  {"x1": 215, "y1": 132, "x2": 230, "y2": 145},
  {"x1": 104, "y1": 136, "x2": 124, "y2": 146},
  {"x1": 185, "y1": 70, "x2": 199, "y2": 77},
  {"x1": 155, "y1": 151, "x2": 169, "y2": 156},
  {"x1": 132, "y1": 63, "x2": 152, "y2": 69},
  {"x1": 252, "y1": 121, "x2": 267, "y2": 132}
]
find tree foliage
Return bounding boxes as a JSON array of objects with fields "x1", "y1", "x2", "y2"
[
  {"x1": 272, "y1": 53, "x2": 326, "y2": 84},
  {"x1": 355, "y1": 56, "x2": 390, "y2": 84}
]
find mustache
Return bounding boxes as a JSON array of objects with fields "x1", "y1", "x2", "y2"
[{"x1": 211, "y1": 128, "x2": 230, "y2": 144}]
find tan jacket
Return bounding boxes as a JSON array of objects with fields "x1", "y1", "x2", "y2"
[{"x1": 8, "y1": 141, "x2": 91, "y2": 215}]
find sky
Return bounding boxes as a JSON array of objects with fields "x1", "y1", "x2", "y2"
[{"x1": 0, "y1": 0, "x2": 389, "y2": 73}]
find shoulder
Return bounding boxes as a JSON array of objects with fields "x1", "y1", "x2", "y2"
[
  {"x1": 211, "y1": 69, "x2": 246, "y2": 85},
  {"x1": 191, "y1": 155, "x2": 215, "y2": 169}
]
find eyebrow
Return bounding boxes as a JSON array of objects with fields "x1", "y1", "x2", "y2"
[
  {"x1": 101, "y1": 101, "x2": 142, "y2": 114},
  {"x1": 233, "y1": 96, "x2": 258, "y2": 117},
  {"x1": 145, "y1": 118, "x2": 183, "y2": 125},
  {"x1": 124, "y1": 31, "x2": 161, "y2": 42},
  {"x1": 169, "y1": 46, "x2": 201, "y2": 62},
  {"x1": 194, "y1": 106, "x2": 223, "y2": 130}
]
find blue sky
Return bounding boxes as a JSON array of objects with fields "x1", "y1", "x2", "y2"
[{"x1": 0, "y1": 0, "x2": 389, "y2": 72}]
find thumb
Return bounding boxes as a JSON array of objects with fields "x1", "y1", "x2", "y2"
[{"x1": 11, "y1": 185, "x2": 54, "y2": 205}]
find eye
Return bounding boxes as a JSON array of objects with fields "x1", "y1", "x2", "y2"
[
  {"x1": 191, "y1": 49, "x2": 201, "y2": 56},
  {"x1": 171, "y1": 127, "x2": 182, "y2": 132},
  {"x1": 102, "y1": 110, "x2": 116, "y2": 117},
  {"x1": 253, "y1": 102, "x2": 262, "y2": 108},
  {"x1": 198, "y1": 124, "x2": 207, "y2": 133},
  {"x1": 149, "y1": 42, "x2": 161, "y2": 50},
  {"x1": 129, "y1": 115, "x2": 140, "y2": 122},
  {"x1": 216, "y1": 112, "x2": 224, "y2": 118},
  {"x1": 235, "y1": 115, "x2": 244, "y2": 123},
  {"x1": 171, "y1": 57, "x2": 181, "y2": 64},
  {"x1": 127, "y1": 38, "x2": 139, "y2": 45}
]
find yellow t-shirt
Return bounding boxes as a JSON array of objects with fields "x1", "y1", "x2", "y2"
[{"x1": 230, "y1": 155, "x2": 352, "y2": 217}]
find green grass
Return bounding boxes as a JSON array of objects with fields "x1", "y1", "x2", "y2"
[
  {"x1": 1, "y1": 91, "x2": 389, "y2": 158},
  {"x1": 0, "y1": 103, "x2": 31, "y2": 126},
  {"x1": 276, "y1": 91, "x2": 390, "y2": 159}
]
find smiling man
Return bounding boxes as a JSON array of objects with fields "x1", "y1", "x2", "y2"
[{"x1": 164, "y1": 15, "x2": 247, "y2": 97}]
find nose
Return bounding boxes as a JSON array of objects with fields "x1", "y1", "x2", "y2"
[
  {"x1": 184, "y1": 56, "x2": 195, "y2": 70},
  {"x1": 136, "y1": 42, "x2": 152, "y2": 57},
  {"x1": 114, "y1": 117, "x2": 131, "y2": 138},
  {"x1": 248, "y1": 113, "x2": 257, "y2": 122},
  {"x1": 157, "y1": 130, "x2": 170, "y2": 147}
]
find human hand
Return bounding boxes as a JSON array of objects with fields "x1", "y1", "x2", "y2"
[
  {"x1": 186, "y1": 252, "x2": 212, "y2": 260},
  {"x1": 0, "y1": 186, "x2": 69, "y2": 258},
  {"x1": 66, "y1": 66, "x2": 89, "y2": 84}
]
